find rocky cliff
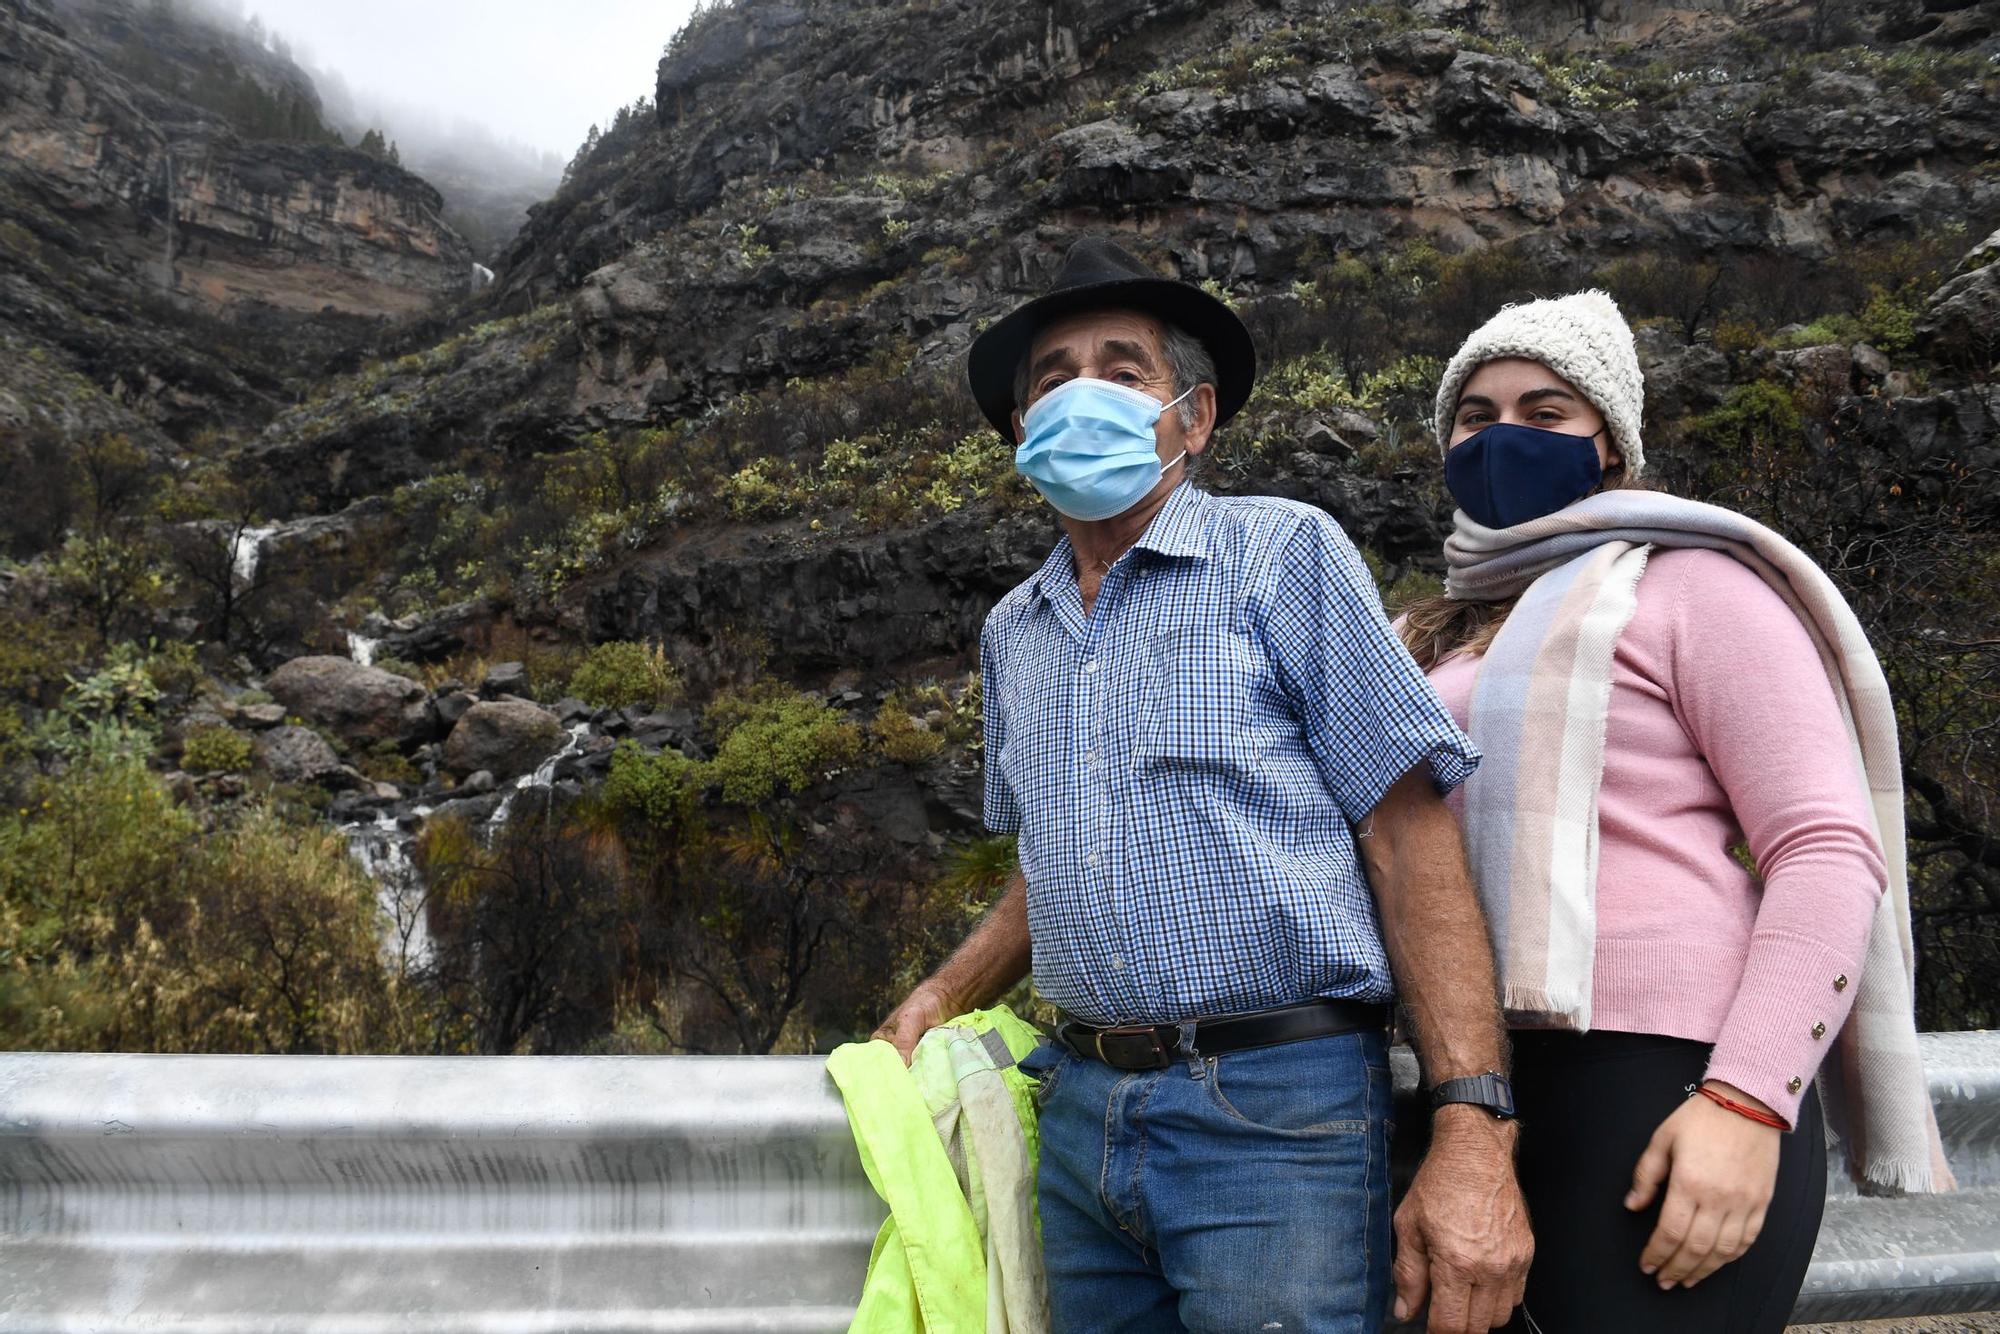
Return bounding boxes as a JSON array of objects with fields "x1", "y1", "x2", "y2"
[{"x1": 0, "y1": 0, "x2": 476, "y2": 441}]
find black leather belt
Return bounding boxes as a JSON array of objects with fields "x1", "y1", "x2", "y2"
[{"x1": 1053, "y1": 998, "x2": 1388, "y2": 1071}]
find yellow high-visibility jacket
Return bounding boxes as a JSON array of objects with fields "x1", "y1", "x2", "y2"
[{"x1": 825, "y1": 1006, "x2": 1049, "y2": 1334}]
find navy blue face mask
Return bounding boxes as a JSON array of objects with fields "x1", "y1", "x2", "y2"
[{"x1": 1444, "y1": 421, "x2": 1604, "y2": 530}]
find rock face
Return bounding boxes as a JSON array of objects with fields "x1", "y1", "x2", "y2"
[
  {"x1": 264, "y1": 656, "x2": 435, "y2": 749},
  {"x1": 442, "y1": 700, "x2": 565, "y2": 780},
  {"x1": 4, "y1": 0, "x2": 474, "y2": 321},
  {"x1": 478, "y1": 0, "x2": 2000, "y2": 429},
  {"x1": 0, "y1": 0, "x2": 476, "y2": 443},
  {"x1": 252, "y1": 724, "x2": 343, "y2": 785},
  {"x1": 1919, "y1": 252, "x2": 2000, "y2": 367}
]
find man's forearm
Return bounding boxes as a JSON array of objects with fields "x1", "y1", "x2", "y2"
[
  {"x1": 924, "y1": 869, "x2": 1032, "y2": 1009},
  {"x1": 1361, "y1": 768, "x2": 1508, "y2": 1087}
]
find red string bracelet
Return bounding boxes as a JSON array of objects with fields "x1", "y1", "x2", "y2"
[{"x1": 1698, "y1": 1084, "x2": 1788, "y2": 1130}]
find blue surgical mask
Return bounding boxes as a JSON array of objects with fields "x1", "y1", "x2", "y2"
[
  {"x1": 1015, "y1": 377, "x2": 1193, "y2": 521},
  {"x1": 1444, "y1": 422, "x2": 1604, "y2": 529}
]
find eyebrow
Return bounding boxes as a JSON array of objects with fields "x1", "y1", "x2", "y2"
[
  {"x1": 1100, "y1": 338, "x2": 1160, "y2": 373},
  {"x1": 1028, "y1": 346, "x2": 1080, "y2": 384},
  {"x1": 1456, "y1": 387, "x2": 1579, "y2": 413},
  {"x1": 1028, "y1": 336, "x2": 1163, "y2": 387}
]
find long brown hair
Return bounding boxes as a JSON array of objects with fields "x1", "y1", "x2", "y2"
[{"x1": 1395, "y1": 458, "x2": 1644, "y2": 672}]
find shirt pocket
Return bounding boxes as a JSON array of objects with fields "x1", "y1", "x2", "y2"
[{"x1": 1134, "y1": 626, "x2": 1270, "y2": 775}]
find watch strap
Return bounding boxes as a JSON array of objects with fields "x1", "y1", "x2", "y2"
[{"x1": 1430, "y1": 1071, "x2": 1518, "y2": 1120}]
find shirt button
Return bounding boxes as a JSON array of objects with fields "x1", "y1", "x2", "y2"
[
  {"x1": 1811, "y1": 1021, "x2": 1827, "y2": 1039},
  {"x1": 1084, "y1": 851, "x2": 1101, "y2": 868},
  {"x1": 1110, "y1": 955, "x2": 1125, "y2": 970},
  {"x1": 1788, "y1": 1076, "x2": 1804, "y2": 1094},
  {"x1": 1084, "y1": 660, "x2": 1100, "y2": 674},
  {"x1": 1833, "y1": 974, "x2": 1849, "y2": 992},
  {"x1": 1085, "y1": 749, "x2": 1098, "y2": 766}
]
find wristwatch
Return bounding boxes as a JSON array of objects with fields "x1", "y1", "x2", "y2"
[{"x1": 1430, "y1": 1071, "x2": 1518, "y2": 1121}]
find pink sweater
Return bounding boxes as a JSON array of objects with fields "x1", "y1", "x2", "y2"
[{"x1": 1425, "y1": 548, "x2": 1887, "y2": 1125}]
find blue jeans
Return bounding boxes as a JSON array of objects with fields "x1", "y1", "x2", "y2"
[{"x1": 1020, "y1": 1028, "x2": 1393, "y2": 1334}]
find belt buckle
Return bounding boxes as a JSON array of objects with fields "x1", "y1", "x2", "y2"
[{"x1": 1093, "y1": 1023, "x2": 1171, "y2": 1070}]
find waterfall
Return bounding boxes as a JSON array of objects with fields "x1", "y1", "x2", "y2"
[
  {"x1": 346, "y1": 632, "x2": 380, "y2": 666},
  {"x1": 489, "y1": 723, "x2": 591, "y2": 828},
  {"x1": 472, "y1": 262, "x2": 495, "y2": 287},
  {"x1": 232, "y1": 526, "x2": 277, "y2": 586},
  {"x1": 342, "y1": 807, "x2": 434, "y2": 969},
  {"x1": 160, "y1": 146, "x2": 175, "y2": 292}
]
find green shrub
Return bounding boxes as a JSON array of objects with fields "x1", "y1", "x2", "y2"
[
  {"x1": 707, "y1": 688, "x2": 862, "y2": 805},
  {"x1": 569, "y1": 641, "x2": 682, "y2": 712},
  {"x1": 719, "y1": 460, "x2": 796, "y2": 520},
  {"x1": 872, "y1": 702, "x2": 944, "y2": 765},
  {"x1": 358, "y1": 740, "x2": 420, "y2": 787},
  {"x1": 181, "y1": 726, "x2": 253, "y2": 774},
  {"x1": 0, "y1": 736, "x2": 424, "y2": 1053},
  {"x1": 600, "y1": 742, "x2": 704, "y2": 832},
  {"x1": 1685, "y1": 381, "x2": 1802, "y2": 455}
]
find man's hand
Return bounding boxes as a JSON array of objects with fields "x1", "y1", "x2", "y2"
[
  {"x1": 1392, "y1": 1110, "x2": 1533, "y2": 1333},
  {"x1": 870, "y1": 981, "x2": 961, "y2": 1064},
  {"x1": 1627, "y1": 1081, "x2": 1782, "y2": 1289},
  {"x1": 871, "y1": 869, "x2": 1031, "y2": 1064}
]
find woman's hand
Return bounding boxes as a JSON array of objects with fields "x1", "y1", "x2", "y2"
[{"x1": 1625, "y1": 1080, "x2": 1783, "y2": 1289}]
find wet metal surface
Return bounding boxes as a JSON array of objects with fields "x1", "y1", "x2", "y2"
[{"x1": 0, "y1": 1035, "x2": 1993, "y2": 1330}]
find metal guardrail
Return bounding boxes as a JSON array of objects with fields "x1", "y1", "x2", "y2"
[{"x1": 0, "y1": 1034, "x2": 1993, "y2": 1331}]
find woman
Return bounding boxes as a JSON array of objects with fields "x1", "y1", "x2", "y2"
[{"x1": 1398, "y1": 290, "x2": 1950, "y2": 1333}]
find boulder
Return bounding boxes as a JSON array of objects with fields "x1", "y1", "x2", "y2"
[
  {"x1": 1917, "y1": 259, "x2": 2000, "y2": 367},
  {"x1": 480, "y1": 661, "x2": 529, "y2": 697},
  {"x1": 253, "y1": 725, "x2": 344, "y2": 785},
  {"x1": 1306, "y1": 64, "x2": 1387, "y2": 134},
  {"x1": 1435, "y1": 52, "x2": 1563, "y2": 144},
  {"x1": 1851, "y1": 343, "x2": 1892, "y2": 391},
  {"x1": 1373, "y1": 28, "x2": 1459, "y2": 76},
  {"x1": 264, "y1": 656, "x2": 435, "y2": 749},
  {"x1": 231, "y1": 701, "x2": 287, "y2": 729},
  {"x1": 1773, "y1": 343, "x2": 1853, "y2": 390},
  {"x1": 1301, "y1": 420, "x2": 1356, "y2": 459},
  {"x1": 443, "y1": 700, "x2": 566, "y2": 780},
  {"x1": 436, "y1": 690, "x2": 477, "y2": 727}
]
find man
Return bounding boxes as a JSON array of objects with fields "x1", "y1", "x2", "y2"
[{"x1": 875, "y1": 238, "x2": 1533, "y2": 1334}]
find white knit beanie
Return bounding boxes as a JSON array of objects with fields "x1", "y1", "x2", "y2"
[{"x1": 1432, "y1": 289, "x2": 1646, "y2": 479}]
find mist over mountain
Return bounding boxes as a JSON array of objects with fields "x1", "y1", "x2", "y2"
[{"x1": 304, "y1": 67, "x2": 563, "y2": 260}]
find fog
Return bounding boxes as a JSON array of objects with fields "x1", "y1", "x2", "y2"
[
  {"x1": 250, "y1": 0, "x2": 699, "y2": 162},
  {"x1": 182, "y1": 0, "x2": 705, "y2": 255}
]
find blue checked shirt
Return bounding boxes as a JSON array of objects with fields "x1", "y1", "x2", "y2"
[{"x1": 981, "y1": 481, "x2": 1480, "y2": 1025}]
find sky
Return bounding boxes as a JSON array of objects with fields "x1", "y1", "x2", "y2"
[{"x1": 248, "y1": 0, "x2": 704, "y2": 160}]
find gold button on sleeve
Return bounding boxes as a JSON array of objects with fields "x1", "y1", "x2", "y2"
[
  {"x1": 1812, "y1": 1021, "x2": 1827, "y2": 1039},
  {"x1": 1833, "y1": 974, "x2": 1849, "y2": 992},
  {"x1": 1788, "y1": 1076, "x2": 1804, "y2": 1093}
]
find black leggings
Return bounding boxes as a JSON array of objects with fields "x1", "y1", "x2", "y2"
[{"x1": 1499, "y1": 1030, "x2": 1826, "y2": 1334}]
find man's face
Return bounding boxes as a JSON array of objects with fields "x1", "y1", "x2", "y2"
[{"x1": 1012, "y1": 309, "x2": 1216, "y2": 466}]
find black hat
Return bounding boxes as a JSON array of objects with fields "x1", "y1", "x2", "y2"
[{"x1": 966, "y1": 236, "x2": 1258, "y2": 440}]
